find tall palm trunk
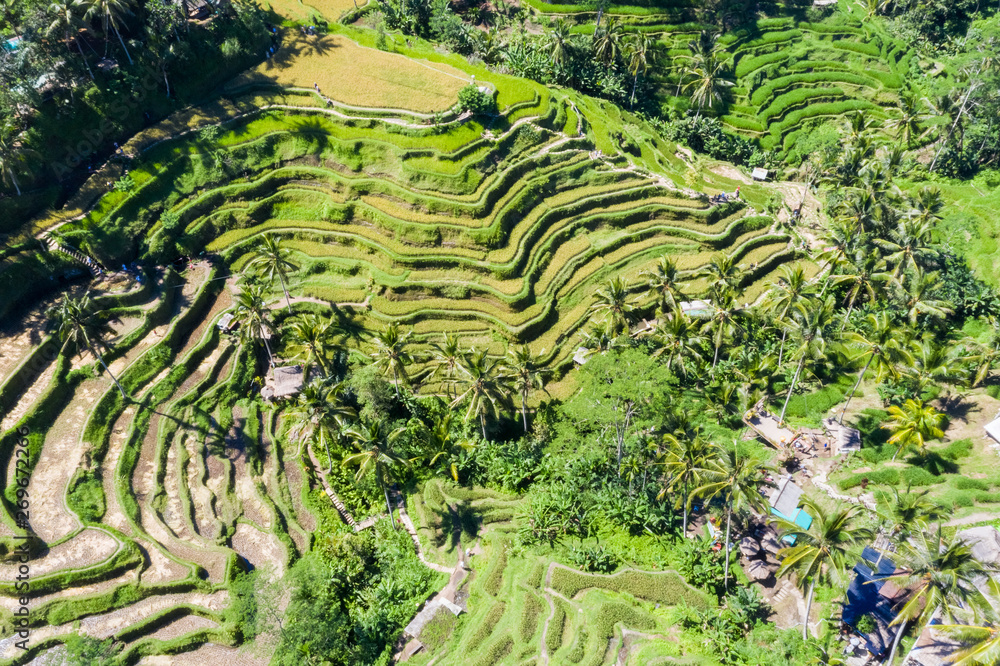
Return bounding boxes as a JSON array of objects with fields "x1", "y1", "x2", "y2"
[
  {"x1": 777, "y1": 329, "x2": 787, "y2": 366},
  {"x1": 392, "y1": 365, "x2": 400, "y2": 398},
  {"x1": 802, "y1": 579, "x2": 815, "y2": 639},
  {"x1": 841, "y1": 292, "x2": 859, "y2": 330},
  {"x1": 113, "y1": 24, "x2": 133, "y2": 65},
  {"x1": 840, "y1": 353, "x2": 874, "y2": 425},
  {"x1": 723, "y1": 503, "x2": 732, "y2": 591},
  {"x1": 90, "y1": 343, "x2": 126, "y2": 398},
  {"x1": 681, "y1": 478, "x2": 688, "y2": 536},
  {"x1": 74, "y1": 36, "x2": 96, "y2": 81},
  {"x1": 278, "y1": 271, "x2": 292, "y2": 313},
  {"x1": 885, "y1": 618, "x2": 909, "y2": 664},
  {"x1": 521, "y1": 390, "x2": 528, "y2": 432},
  {"x1": 380, "y1": 473, "x2": 398, "y2": 531},
  {"x1": 779, "y1": 355, "x2": 806, "y2": 422},
  {"x1": 6, "y1": 168, "x2": 21, "y2": 196}
]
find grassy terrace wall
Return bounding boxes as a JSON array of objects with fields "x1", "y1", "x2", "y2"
[{"x1": 56, "y1": 85, "x2": 789, "y2": 385}]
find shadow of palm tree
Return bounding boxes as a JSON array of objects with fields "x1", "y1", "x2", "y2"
[{"x1": 289, "y1": 116, "x2": 334, "y2": 155}]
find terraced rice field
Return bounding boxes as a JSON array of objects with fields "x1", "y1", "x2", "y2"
[
  {"x1": 0, "y1": 51, "x2": 792, "y2": 662},
  {"x1": 404, "y1": 480, "x2": 712, "y2": 665},
  {"x1": 66, "y1": 80, "x2": 792, "y2": 385},
  {"x1": 528, "y1": 3, "x2": 916, "y2": 159}
]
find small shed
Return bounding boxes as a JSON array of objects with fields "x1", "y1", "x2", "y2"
[
  {"x1": 985, "y1": 417, "x2": 1000, "y2": 444},
  {"x1": 823, "y1": 418, "x2": 862, "y2": 454},
  {"x1": 262, "y1": 365, "x2": 304, "y2": 401},
  {"x1": 770, "y1": 506, "x2": 813, "y2": 544},
  {"x1": 680, "y1": 300, "x2": 713, "y2": 319},
  {"x1": 572, "y1": 347, "x2": 590, "y2": 365},
  {"x1": 751, "y1": 167, "x2": 770, "y2": 181},
  {"x1": 217, "y1": 313, "x2": 236, "y2": 333},
  {"x1": 769, "y1": 475, "x2": 803, "y2": 518}
]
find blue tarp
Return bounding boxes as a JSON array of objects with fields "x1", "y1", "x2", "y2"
[
  {"x1": 770, "y1": 506, "x2": 814, "y2": 544},
  {"x1": 841, "y1": 549, "x2": 898, "y2": 657}
]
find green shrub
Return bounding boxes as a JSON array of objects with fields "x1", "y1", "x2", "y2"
[
  {"x1": 546, "y1": 599, "x2": 567, "y2": 653},
  {"x1": 67, "y1": 472, "x2": 106, "y2": 522},
  {"x1": 939, "y1": 439, "x2": 974, "y2": 460},
  {"x1": 468, "y1": 601, "x2": 505, "y2": 648},
  {"x1": 548, "y1": 567, "x2": 710, "y2": 609},
  {"x1": 475, "y1": 634, "x2": 513, "y2": 666},
  {"x1": 519, "y1": 591, "x2": 543, "y2": 643},
  {"x1": 973, "y1": 491, "x2": 1000, "y2": 504},
  {"x1": 838, "y1": 468, "x2": 900, "y2": 490},
  {"x1": 482, "y1": 541, "x2": 509, "y2": 597},
  {"x1": 458, "y1": 85, "x2": 496, "y2": 115},
  {"x1": 954, "y1": 477, "x2": 989, "y2": 491},
  {"x1": 900, "y1": 467, "x2": 942, "y2": 487}
]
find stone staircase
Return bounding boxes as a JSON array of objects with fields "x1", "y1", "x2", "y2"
[{"x1": 41, "y1": 235, "x2": 104, "y2": 277}]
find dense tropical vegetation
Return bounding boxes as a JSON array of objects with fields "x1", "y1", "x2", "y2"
[{"x1": 3, "y1": 0, "x2": 1000, "y2": 662}]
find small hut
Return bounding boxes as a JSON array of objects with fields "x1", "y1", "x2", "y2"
[
  {"x1": 262, "y1": 365, "x2": 304, "y2": 401},
  {"x1": 986, "y1": 416, "x2": 1000, "y2": 445},
  {"x1": 217, "y1": 313, "x2": 236, "y2": 333},
  {"x1": 680, "y1": 300, "x2": 713, "y2": 319}
]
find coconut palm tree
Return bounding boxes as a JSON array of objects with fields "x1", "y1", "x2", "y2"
[
  {"x1": 875, "y1": 218, "x2": 938, "y2": 279},
  {"x1": 898, "y1": 269, "x2": 954, "y2": 325},
  {"x1": 764, "y1": 265, "x2": 815, "y2": 366},
  {"x1": 876, "y1": 485, "x2": 943, "y2": 552},
  {"x1": 234, "y1": 284, "x2": 275, "y2": 370},
  {"x1": 645, "y1": 313, "x2": 707, "y2": 379},
  {"x1": 696, "y1": 443, "x2": 775, "y2": 590},
  {"x1": 697, "y1": 253, "x2": 744, "y2": 296},
  {"x1": 937, "y1": 623, "x2": 1000, "y2": 666},
  {"x1": 779, "y1": 296, "x2": 834, "y2": 422},
  {"x1": 547, "y1": 18, "x2": 573, "y2": 66},
  {"x1": 908, "y1": 186, "x2": 944, "y2": 227},
  {"x1": 907, "y1": 336, "x2": 960, "y2": 395},
  {"x1": 283, "y1": 314, "x2": 339, "y2": 378},
  {"x1": 887, "y1": 90, "x2": 932, "y2": 148},
  {"x1": 47, "y1": 291, "x2": 126, "y2": 398},
  {"x1": 244, "y1": 234, "x2": 296, "y2": 313},
  {"x1": 775, "y1": 499, "x2": 872, "y2": 639},
  {"x1": 593, "y1": 17, "x2": 623, "y2": 64},
  {"x1": 369, "y1": 323, "x2": 414, "y2": 398},
  {"x1": 430, "y1": 333, "x2": 467, "y2": 400},
  {"x1": 883, "y1": 398, "x2": 945, "y2": 461},
  {"x1": 624, "y1": 32, "x2": 654, "y2": 107},
  {"x1": 578, "y1": 317, "x2": 622, "y2": 358},
  {"x1": 838, "y1": 312, "x2": 912, "y2": 424},
  {"x1": 831, "y1": 252, "x2": 895, "y2": 329},
  {"x1": 450, "y1": 350, "x2": 512, "y2": 439},
  {"x1": 591, "y1": 276, "x2": 635, "y2": 336},
  {"x1": 0, "y1": 126, "x2": 38, "y2": 197},
  {"x1": 658, "y1": 432, "x2": 713, "y2": 537},
  {"x1": 343, "y1": 420, "x2": 409, "y2": 529},
  {"x1": 286, "y1": 379, "x2": 355, "y2": 470},
  {"x1": 85, "y1": 0, "x2": 134, "y2": 65},
  {"x1": 684, "y1": 52, "x2": 733, "y2": 117},
  {"x1": 961, "y1": 331, "x2": 1000, "y2": 387},
  {"x1": 47, "y1": 0, "x2": 95, "y2": 81},
  {"x1": 423, "y1": 412, "x2": 474, "y2": 482},
  {"x1": 643, "y1": 256, "x2": 685, "y2": 317},
  {"x1": 882, "y1": 526, "x2": 999, "y2": 664},
  {"x1": 705, "y1": 290, "x2": 746, "y2": 369},
  {"x1": 506, "y1": 345, "x2": 549, "y2": 432},
  {"x1": 815, "y1": 219, "x2": 860, "y2": 296}
]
